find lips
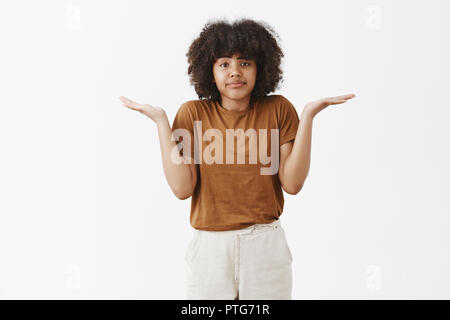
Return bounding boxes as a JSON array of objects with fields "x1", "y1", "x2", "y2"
[{"x1": 228, "y1": 82, "x2": 246, "y2": 88}]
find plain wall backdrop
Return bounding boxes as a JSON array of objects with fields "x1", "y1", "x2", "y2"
[{"x1": 1, "y1": 0, "x2": 449, "y2": 299}]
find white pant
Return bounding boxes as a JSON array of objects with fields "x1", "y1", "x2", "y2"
[{"x1": 184, "y1": 219, "x2": 293, "y2": 300}]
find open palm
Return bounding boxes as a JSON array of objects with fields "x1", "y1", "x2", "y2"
[
  {"x1": 119, "y1": 96, "x2": 167, "y2": 124},
  {"x1": 304, "y1": 93, "x2": 356, "y2": 117}
]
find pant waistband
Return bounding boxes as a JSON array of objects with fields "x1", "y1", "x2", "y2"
[{"x1": 197, "y1": 219, "x2": 281, "y2": 236}]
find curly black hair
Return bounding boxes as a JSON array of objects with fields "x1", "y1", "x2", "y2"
[{"x1": 186, "y1": 17, "x2": 285, "y2": 101}]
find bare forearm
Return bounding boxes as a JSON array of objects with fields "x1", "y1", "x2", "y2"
[
  {"x1": 156, "y1": 117, "x2": 194, "y2": 198},
  {"x1": 280, "y1": 93, "x2": 356, "y2": 193},
  {"x1": 283, "y1": 110, "x2": 314, "y2": 192}
]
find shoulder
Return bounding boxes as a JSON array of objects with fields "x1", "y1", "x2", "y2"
[
  {"x1": 259, "y1": 94, "x2": 282, "y2": 103},
  {"x1": 178, "y1": 99, "x2": 211, "y2": 115},
  {"x1": 259, "y1": 94, "x2": 293, "y2": 108},
  {"x1": 259, "y1": 94, "x2": 297, "y2": 115},
  {"x1": 273, "y1": 94, "x2": 295, "y2": 108}
]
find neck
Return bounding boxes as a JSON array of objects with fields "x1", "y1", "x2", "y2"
[{"x1": 220, "y1": 95, "x2": 251, "y2": 112}]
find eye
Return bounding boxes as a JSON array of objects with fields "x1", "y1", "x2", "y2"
[{"x1": 219, "y1": 62, "x2": 250, "y2": 67}]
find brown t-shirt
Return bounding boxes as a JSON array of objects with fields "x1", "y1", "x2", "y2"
[{"x1": 171, "y1": 94, "x2": 300, "y2": 231}]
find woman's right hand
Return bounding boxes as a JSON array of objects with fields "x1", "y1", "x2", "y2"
[{"x1": 119, "y1": 96, "x2": 167, "y2": 124}]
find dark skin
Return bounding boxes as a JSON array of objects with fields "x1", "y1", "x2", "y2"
[
  {"x1": 211, "y1": 52, "x2": 257, "y2": 112},
  {"x1": 119, "y1": 63, "x2": 356, "y2": 197}
]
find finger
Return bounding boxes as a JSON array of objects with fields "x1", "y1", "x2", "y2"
[
  {"x1": 329, "y1": 94, "x2": 354, "y2": 101},
  {"x1": 325, "y1": 99, "x2": 349, "y2": 105},
  {"x1": 120, "y1": 96, "x2": 138, "y2": 105},
  {"x1": 331, "y1": 95, "x2": 355, "y2": 103},
  {"x1": 122, "y1": 103, "x2": 135, "y2": 110},
  {"x1": 124, "y1": 99, "x2": 141, "y2": 109},
  {"x1": 324, "y1": 97, "x2": 345, "y2": 104},
  {"x1": 119, "y1": 97, "x2": 133, "y2": 106},
  {"x1": 328, "y1": 101, "x2": 346, "y2": 105},
  {"x1": 123, "y1": 102, "x2": 140, "y2": 110}
]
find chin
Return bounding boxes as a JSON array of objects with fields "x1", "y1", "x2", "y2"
[{"x1": 228, "y1": 92, "x2": 250, "y2": 99}]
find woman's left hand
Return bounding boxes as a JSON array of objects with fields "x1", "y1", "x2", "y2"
[{"x1": 303, "y1": 93, "x2": 356, "y2": 118}]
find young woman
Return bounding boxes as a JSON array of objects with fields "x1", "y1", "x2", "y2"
[{"x1": 119, "y1": 18, "x2": 355, "y2": 300}]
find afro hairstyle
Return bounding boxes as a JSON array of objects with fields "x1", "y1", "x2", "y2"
[{"x1": 185, "y1": 17, "x2": 285, "y2": 101}]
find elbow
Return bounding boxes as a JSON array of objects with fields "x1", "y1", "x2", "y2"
[
  {"x1": 283, "y1": 183, "x2": 303, "y2": 195},
  {"x1": 173, "y1": 189, "x2": 193, "y2": 200},
  {"x1": 173, "y1": 185, "x2": 194, "y2": 200},
  {"x1": 175, "y1": 193, "x2": 192, "y2": 200}
]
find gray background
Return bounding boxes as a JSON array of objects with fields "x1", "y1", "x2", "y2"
[{"x1": 1, "y1": 0, "x2": 449, "y2": 299}]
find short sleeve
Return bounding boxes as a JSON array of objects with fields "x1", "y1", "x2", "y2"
[
  {"x1": 171, "y1": 102, "x2": 196, "y2": 161},
  {"x1": 278, "y1": 95, "x2": 300, "y2": 146}
]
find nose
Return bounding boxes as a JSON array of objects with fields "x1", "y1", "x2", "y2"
[
  {"x1": 230, "y1": 71, "x2": 242, "y2": 80},
  {"x1": 229, "y1": 63, "x2": 242, "y2": 78}
]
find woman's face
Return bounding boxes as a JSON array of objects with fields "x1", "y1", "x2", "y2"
[{"x1": 212, "y1": 53, "x2": 257, "y2": 101}]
